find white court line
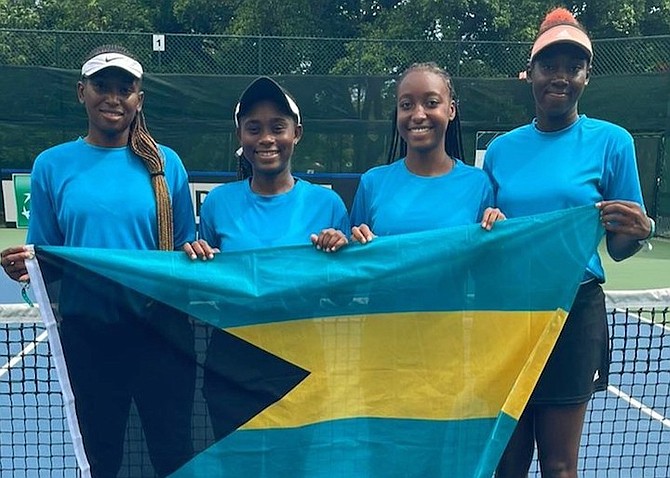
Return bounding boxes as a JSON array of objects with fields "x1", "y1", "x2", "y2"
[
  {"x1": 0, "y1": 330, "x2": 48, "y2": 379},
  {"x1": 616, "y1": 308, "x2": 670, "y2": 334},
  {"x1": 605, "y1": 288, "x2": 670, "y2": 334},
  {"x1": 607, "y1": 305, "x2": 670, "y2": 429},
  {"x1": 608, "y1": 385, "x2": 670, "y2": 429}
]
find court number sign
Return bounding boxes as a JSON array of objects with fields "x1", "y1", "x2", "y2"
[{"x1": 153, "y1": 34, "x2": 165, "y2": 52}]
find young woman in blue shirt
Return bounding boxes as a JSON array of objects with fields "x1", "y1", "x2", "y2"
[
  {"x1": 1, "y1": 45, "x2": 197, "y2": 478},
  {"x1": 484, "y1": 9, "x2": 654, "y2": 478},
  {"x1": 350, "y1": 62, "x2": 503, "y2": 244},
  {"x1": 183, "y1": 77, "x2": 349, "y2": 439}
]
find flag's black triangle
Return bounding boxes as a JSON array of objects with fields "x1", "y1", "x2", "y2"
[{"x1": 203, "y1": 327, "x2": 310, "y2": 440}]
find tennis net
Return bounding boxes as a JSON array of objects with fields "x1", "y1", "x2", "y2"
[{"x1": 1, "y1": 290, "x2": 669, "y2": 478}]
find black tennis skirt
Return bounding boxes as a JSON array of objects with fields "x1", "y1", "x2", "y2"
[{"x1": 529, "y1": 280, "x2": 609, "y2": 405}]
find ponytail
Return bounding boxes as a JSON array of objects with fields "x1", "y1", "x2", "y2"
[{"x1": 129, "y1": 111, "x2": 174, "y2": 251}]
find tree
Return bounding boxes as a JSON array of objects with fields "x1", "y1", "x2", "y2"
[
  {"x1": 32, "y1": 0, "x2": 154, "y2": 31},
  {"x1": 1, "y1": 0, "x2": 668, "y2": 73},
  {"x1": 171, "y1": 0, "x2": 236, "y2": 34},
  {"x1": 639, "y1": 1, "x2": 670, "y2": 35},
  {"x1": 0, "y1": 0, "x2": 40, "y2": 29}
]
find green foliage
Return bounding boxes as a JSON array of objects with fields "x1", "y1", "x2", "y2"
[
  {"x1": 1, "y1": 0, "x2": 669, "y2": 39},
  {"x1": 0, "y1": 0, "x2": 40, "y2": 29},
  {"x1": 171, "y1": 0, "x2": 236, "y2": 34},
  {"x1": 640, "y1": 1, "x2": 670, "y2": 35}
]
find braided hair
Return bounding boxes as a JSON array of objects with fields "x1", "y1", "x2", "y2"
[
  {"x1": 386, "y1": 62, "x2": 464, "y2": 165},
  {"x1": 82, "y1": 45, "x2": 174, "y2": 251},
  {"x1": 235, "y1": 147, "x2": 253, "y2": 180}
]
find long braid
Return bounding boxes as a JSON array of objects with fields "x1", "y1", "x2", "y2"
[
  {"x1": 129, "y1": 110, "x2": 174, "y2": 251},
  {"x1": 386, "y1": 107, "x2": 406, "y2": 164},
  {"x1": 386, "y1": 62, "x2": 464, "y2": 164},
  {"x1": 386, "y1": 107, "x2": 399, "y2": 165},
  {"x1": 445, "y1": 107, "x2": 465, "y2": 161}
]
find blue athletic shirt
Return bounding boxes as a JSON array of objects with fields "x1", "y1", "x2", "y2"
[
  {"x1": 350, "y1": 158, "x2": 494, "y2": 235},
  {"x1": 483, "y1": 115, "x2": 645, "y2": 282},
  {"x1": 199, "y1": 178, "x2": 350, "y2": 251},
  {"x1": 27, "y1": 137, "x2": 195, "y2": 249}
]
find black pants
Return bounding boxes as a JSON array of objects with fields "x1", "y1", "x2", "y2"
[{"x1": 59, "y1": 302, "x2": 196, "y2": 478}]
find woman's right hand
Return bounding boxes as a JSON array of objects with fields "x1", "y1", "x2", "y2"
[
  {"x1": 183, "y1": 240, "x2": 219, "y2": 261},
  {"x1": 1, "y1": 245, "x2": 31, "y2": 282},
  {"x1": 480, "y1": 207, "x2": 506, "y2": 231},
  {"x1": 351, "y1": 224, "x2": 376, "y2": 244},
  {"x1": 311, "y1": 228, "x2": 348, "y2": 252}
]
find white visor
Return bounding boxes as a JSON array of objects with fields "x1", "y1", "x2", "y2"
[{"x1": 81, "y1": 53, "x2": 143, "y2": 79}]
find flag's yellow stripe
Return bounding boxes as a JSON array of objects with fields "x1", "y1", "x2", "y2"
[{"x1": 227, "y1": 310, "x2": 567, "y2": 429}]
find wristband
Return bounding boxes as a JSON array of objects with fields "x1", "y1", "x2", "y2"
[{"x1": 637, "y1": 217, "x2": 655, "y2": 251}]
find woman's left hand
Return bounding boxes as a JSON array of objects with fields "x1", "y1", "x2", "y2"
[
  {"x1": 596, "y1": 200, "x2": 651, "y2": 240},
  {"x1": 182, "y1": 239, "x2": 219, "y2": 261},
  {"x1": 311, "y1": 228, "x2": 348, "y2": 253}
]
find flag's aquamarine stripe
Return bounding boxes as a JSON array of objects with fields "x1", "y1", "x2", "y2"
[{"x1": 171, "y1": 415, "x2": 517, "y2": 478}]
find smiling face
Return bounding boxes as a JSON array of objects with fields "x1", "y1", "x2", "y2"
[
  {"x1": 77, "y1": 67, "x2": 144, "y2": 147},
  {"x1": 527, "y1": 43, "x2": 591, "y2": 131},
  {"x1": 396, "y1": 70, "x2": 456, "y2": 159},
  {"x1": 237, "y1": 100, "x2": 303, "y2": 179}
]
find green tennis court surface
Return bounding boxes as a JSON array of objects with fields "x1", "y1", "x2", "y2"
[
  {"x1": 0, "y1": 228, "x2": 26, "y2": 250},
  {"x1": 600, "y1": 237, "x2": 670, "y2": 290}
]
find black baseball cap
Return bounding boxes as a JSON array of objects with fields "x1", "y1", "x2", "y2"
[{"x1": 234, "y1": 77, "x2": 301, "y2": 127}]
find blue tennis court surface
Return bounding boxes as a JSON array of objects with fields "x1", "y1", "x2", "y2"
[
  {"x1": 0, "y1": 319, "x2": 78, "y2": 477},
  {"x1": 0, "y1": 275, "x2": 25, "y2": 304},
  {"x1": 1, "y1": 307, "x2": 669, "y2": 477},
  {"x1": 578, "y1": 313, "x2": 669, "y2": 475}
]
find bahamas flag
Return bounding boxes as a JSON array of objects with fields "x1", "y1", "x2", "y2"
[{"x1": 27, "y1": 206, "x2": 602, "y2": 478}]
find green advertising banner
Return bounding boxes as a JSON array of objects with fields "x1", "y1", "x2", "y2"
[{"x1": 13, "y1": 173, "x2": 30, "y2": 229}]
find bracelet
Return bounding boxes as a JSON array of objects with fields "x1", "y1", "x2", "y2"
[
  {"x1": 637, "y1": 217, "x2": 656, "y2": 251},
  {"x1": 639, "y1": 217, "x2": 656, "y2": 241}
]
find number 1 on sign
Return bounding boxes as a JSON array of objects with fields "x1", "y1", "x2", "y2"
[{"x1": 153, "y1": 34, "x2": 165, "y2": 52}]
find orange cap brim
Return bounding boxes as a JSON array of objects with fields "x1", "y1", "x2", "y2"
[{"x1": 530, "y1": 24, "x2": 593, "y2": 62}]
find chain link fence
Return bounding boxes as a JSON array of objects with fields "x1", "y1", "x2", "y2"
[
  {"x1": 0, "y1": 29, "x2": 669, "y2": 236},
  {"x1": 1, "y1": 29, "x2": 669, "y2": 77}
]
